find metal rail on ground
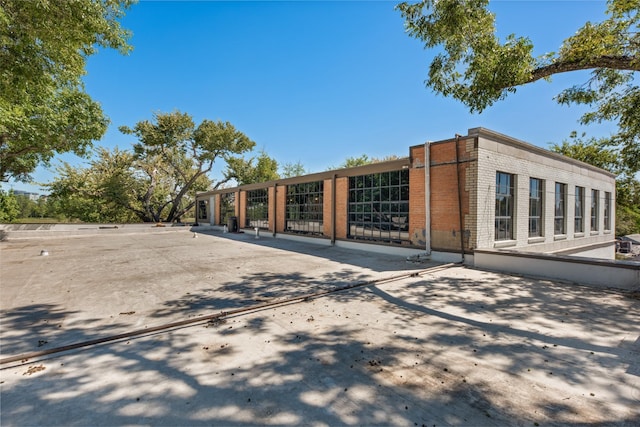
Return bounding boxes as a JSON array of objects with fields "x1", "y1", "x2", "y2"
[{"x1": 0, "y1": 263, "x2": 458, "y2": 366}]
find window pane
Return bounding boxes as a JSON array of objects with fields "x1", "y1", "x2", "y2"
[
  {"x1": 496, "y1": 172, "x2": 514, "y2": 241},
  {"x1": 348, "y1": 170, "x2": 409, "y2": 245},
  {"x1": 285, "y1": 181, "x2": 324, "y2": 236}
]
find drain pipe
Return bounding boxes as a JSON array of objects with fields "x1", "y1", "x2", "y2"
[
  {"x1": 424, "y1": 141, "x2": 431, "y2": 256},
  {"x1": 272, "y1": 184, "x2": 277, "y2": 238},
  {"x1": 455, "y1": 134, "x2": 465, "y2": 263},
  {"x1": 331, "y1": 173, "x2": 337, "y2": 245}
]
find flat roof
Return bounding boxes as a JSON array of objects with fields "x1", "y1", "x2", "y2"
[{"x1": 1, "y1": 229, "x2": 638, "y2": 425}]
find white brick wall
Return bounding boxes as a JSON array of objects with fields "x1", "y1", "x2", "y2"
[{"x1": 470, "y1": 129, "x2": 616, "y2": 255}]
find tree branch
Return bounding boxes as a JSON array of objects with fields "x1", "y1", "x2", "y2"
[{"x1": 528, "y1": 55, "x2": 639, "y2": 84}]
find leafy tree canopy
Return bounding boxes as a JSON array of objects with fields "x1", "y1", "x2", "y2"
[
  {"x1": 398, "y1": 0, "x2": 639, "y2": 174},
  {"x1": 0, "y1": 189, "x2": 20, "y2": 222},
  {"x1": 280, "y1": 161, "x2": 308, "y2": 178},
  {"x1": 330, "y1": 154, "x2": 402, "y2": 170},
  {"x1": 0, "y1": 0, "x2": 134, "y2": 182},
  {"x1": 116, "y1": 111, "x2": 256, "y2": 222},
  {"x1": 225, "y1": 150, "x2": 280, "y2": 185}
]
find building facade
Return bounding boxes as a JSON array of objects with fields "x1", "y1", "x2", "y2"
[{"x1": 196, "y1": 128, "x2": 616, "y2": 260}]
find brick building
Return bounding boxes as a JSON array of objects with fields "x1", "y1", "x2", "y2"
[{"x1": 195, "y1": 128, "x2": 617, "y2": 261}]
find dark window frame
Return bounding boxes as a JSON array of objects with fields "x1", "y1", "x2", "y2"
[
  {"x1": 529, "y1": 178, "x2": 543, "y2": 238},
  {"x1": 604, "y1": 191, "x2": 611, "y2": 231},
  {"x1": 285, "y1": 181, "x2": 324, "y2": 236},
  {"x1": 591, "y1": 189, "x2": 599, "y2": 231},
  {"x1": 575, "y1": 186, "x2": 585, "y2": 234},
  {"x1": 554, "y1": 182, "x2": 567, "y2": 235},
  {"x1": 495, "y1": 172, "x2": 515, "y2": 241},
  {"x1": 220, "y1": 192, "x2": 236, "y2": 226},
  {"x1": 347, "y1": 170, "x2": 410, "y2": 245},
  {"x1": 245, "y1": 188, "x2": 269, "y2": 229}
]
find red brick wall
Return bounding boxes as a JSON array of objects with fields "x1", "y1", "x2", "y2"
[
  {"x1": 268, "y1": 186, "x2": 276, "y2": 232},
  {"x1": 276, "y1": 185, "x2": 286, "y2": 233},
  {"x1": 239, "y1": 191, "x2": 246, "y2": 228},
  {"x1": 214, "y1": 195, "x2": 221, "y2": 225},
  {"x1": 409, "y1": 145, "x2": 427, "y2": 247},
  {"x1": 429, "y1": 138, "x2": 474, "y2": 251},
  {"x1": 335, "y1": 177, "x2": 348, "y2": 239},
  {"x1": 323, "y1": 178, "x2": 333, "y2": 238}
]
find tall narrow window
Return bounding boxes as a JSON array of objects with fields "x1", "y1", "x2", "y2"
[
  {"x1": 285, "y1": 181, "x2": 324, "y2": 235},
  {"x1": 198, "y1": 200, "x2": 208, "y2": 221},
  {"x1": 245, "y1": 189, "x2": 269, "y2": 229},
  {"x1": 220, "y1": 192, "x2": 235, "y2": 226},
  {"x1": 495, "y1": 172, "x2": 514, "y2": 241},
  {"x1": 591, "y1": 189, "x2": 599, "y2": 232},
  {"x1": 574, "y1": 186, "x2": 584, "y2": 233},
  {"x1": 529, "y1": 178, "x2": 543, "y2": 237},
  {"x1": 554, "y1": 182, "x2": 566, "y2": 235},
  {"x1": 604, "y1": 191, "x2": 611, "y2": 231}
]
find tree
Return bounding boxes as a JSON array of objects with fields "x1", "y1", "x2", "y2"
[
  {"x1": 397, "y1": 0, "x2": 639, "y2": 174},
  {"x1": 0, "y1": 0, "x2": 134, "y2": 182},
  {"x1": 550, "y1": 132, "x2": 640, "y2": 235},
  {"x1": 119, "y1": 111, "x2": 255, "y2": 222},
  {"x1": 280, "y1": 161, "x2": 308, "y2": 178},
  {"x1": 46, "y1": 148, "x2": 141, "y2": 223},
  {"x1": 224, "y1": 150, "x2": 280, "y2": 185},
  {"x1": 330, "y1": 154, "x2": 402, "y2": 170},
  {"x1": 0, "y1": 189, "x2": 19, "y2": 222}
]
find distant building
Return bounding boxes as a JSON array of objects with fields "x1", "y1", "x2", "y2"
[
  {"x1": 13, "y1": 190, "x2": 41, "y2": 201},
  {"x1": 196, "y1": 128, "x2": 616, "y2": 261}
]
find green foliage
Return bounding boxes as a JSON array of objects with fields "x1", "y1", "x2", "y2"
[
  {"x1": 330, "y1": 154, "x2": 402, "y2": 170},
  {"x1": 550, "y1": 131, "x2": 640, "y2": 235},
  {"x1": 46, "y1": 148, "x2": 141, "y2": 223},
  {"x1": 0, "y1": 189, "x2": 19, "y2": 222},
  {"x1": 616, "y1": 203, "x2": 640, "y2": 236},
  {"x1": 119, "y1": 111, "x2": 255, "y2": 222},
  {"x1": 47, "y1": 111, "x2": 261, "y2": 223},
  {"x1": 397, "y1": 0, "x2": 640, "y2": 175},
  {"x1": 225, "y1": 150, "x2": 280, "y2": 185},
  {"x1": 280, "y1": 161, "x2": 308, "y2": 178},
  {"x1": 549, "y1": 132, "x2": 621, "y2": 173},
  {"x1": 0, "y1": 0, "x2": 134, "y2": 182}
]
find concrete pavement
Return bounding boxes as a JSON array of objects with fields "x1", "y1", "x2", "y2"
[{"x1": 1, "y1": 228, "x2": 639, "y2": 426}]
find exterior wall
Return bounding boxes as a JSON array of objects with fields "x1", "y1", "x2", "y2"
[
  {"x1": 429, "y1": 137, "x2": 476, "y2": 252},
  {"x1": 322, "y1": 178, "x2": 334, "y2": 238},
  {"x1": 268, "y1": 186, "x2": 276, "y2": 232},
  {"x1": 335, "y1": 177, "x2": 348, "y2": 240},
  {"x1": 472, "y1": 128, "x2": 616, "y2": 254},
  {"x1": 475, "y1": 249, "x2": 638, "y2": 290},
  {"x1": 239, "y1": 190, "x2": 247, "y2": 229},
  {"x1": 195, "y1": 128, "x2": 616, "y2": 262},
  {"x1": 276, "y1": 185, "x2": 286, "y2": 233},
  {"x1": 214, "y1": 194, "x2": 221, "y2": 225},
  {"x1": 208, "y1": 196, "x2": 215, "y2": 225},
  {"x1": 409, "y1": 145, "x2": 427, "y2": 247}
]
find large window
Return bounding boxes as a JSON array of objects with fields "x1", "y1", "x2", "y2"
[
  {"x1": 591, "y1": 189, "x2": 599, "y2": 232},
  {"x1": 604, "y1": 191, "x2": 611, "y2": 231},
  {"x1": 286, "y1": 181, "x2": 323, "y2": 235},
  {"x1": 198, "y1": 200, "x2": 208, "y2": 221},
  {"x1": 575, "y1": 186, "x2": 585, "y2": 233},
  {"x1": 348, "y1": 170, "x2": 410, "y2": 244},
  {"x1": 220, "y1": 192, "x2": 235, "y2": 226},
  {"x1": 245, "y1": 189, "x2": 269, "y2": 229},
  {"x1": 554, "y1": 182, "x2": 566, "y2": 235},
  {"x1": 495, "y1": 172, "x2": 514, "y2": 241},
  {"x1": 529, "y1": 178, "x2": 543, "y2": 237}
]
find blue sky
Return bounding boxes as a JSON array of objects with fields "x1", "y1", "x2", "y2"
[{"x1": 5, "y1": 0, "x2": 615, "y2": 194}]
